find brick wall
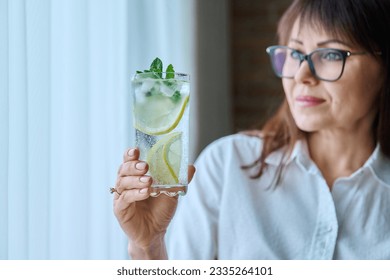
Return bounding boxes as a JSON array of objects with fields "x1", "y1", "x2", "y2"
[{"x1": 230, "y1": 0, "x2": 291, "y2": 131}]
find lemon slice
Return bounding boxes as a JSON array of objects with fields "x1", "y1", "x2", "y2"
[
  {"x1": 147, "y1": 132, "x2": 182, "y2": 185},
  {"x1": 133, "y1": 92, "x2": 189, "y2": 136}
]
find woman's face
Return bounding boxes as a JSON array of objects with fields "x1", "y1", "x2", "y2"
[{"x1": 283, "y1": 19, "x2": 384, "y2": 134}]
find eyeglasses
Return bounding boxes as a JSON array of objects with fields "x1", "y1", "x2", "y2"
[{"x1": 266, "y1": 45, "x2": 368, "y2": 82}]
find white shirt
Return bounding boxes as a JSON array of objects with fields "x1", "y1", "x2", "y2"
[{"x1": 166, "y1": 134, "x2": 390, "y2": 259}]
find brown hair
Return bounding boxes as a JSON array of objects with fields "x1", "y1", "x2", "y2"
[{"x1": 250, "y1": 0, "x2": 390, "y2": 178}]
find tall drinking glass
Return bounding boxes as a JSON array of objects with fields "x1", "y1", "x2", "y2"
[{"x1": 131, "y1": 72, "x2": 190, "y2": 197}]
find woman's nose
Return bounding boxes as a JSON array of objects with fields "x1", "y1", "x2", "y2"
[{"x1": 294, "y1": 60, "x2": 319, "y2": 85}]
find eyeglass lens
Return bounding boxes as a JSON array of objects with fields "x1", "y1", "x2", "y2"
[{"x1": 271, "y1": 48, "x2": 345, "y2": 81}]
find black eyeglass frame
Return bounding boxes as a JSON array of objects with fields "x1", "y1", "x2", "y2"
[{"x1": 266, "y1": 45, "x2": 369, "y2": 82}]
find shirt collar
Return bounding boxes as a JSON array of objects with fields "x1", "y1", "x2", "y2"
[
  {"x1": 367, "y1": 145, "x2": 390, "y2": 186},
  {"x1": 265, "y1": 139, "x2": 390, "y2": 186},
  {"x1": 290, "y1": 139, "x2": 322, "y2": 175},
  {"x1": 264, "y1": 139, "x2": 306, "y2": 167}
]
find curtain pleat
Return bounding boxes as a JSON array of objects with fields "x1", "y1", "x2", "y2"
[
  {"x1": 8, "y1": 0, "x2": 29, "y2": 259},
  {"x1": 25, "y1": 0, "x2": 51, "y2": 259},
  {"x1": 0, "y1": 0, "x2": 10, "y2": 260},
  {"x1": 49, "y1": 0, "x2": 90, "y2": 259}
]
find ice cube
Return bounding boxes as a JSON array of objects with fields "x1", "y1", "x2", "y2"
[
  {"x1": 160, "y1": 81, "x2": 179, "y2": 97},
  {"x1": 141, "y1": 79, "x2": 156, "y2": 93},
  {"x1": 135, "y1": 86, "x2": 147, "y2": 103},
  {"x1": 179, "y1": 82, "x2": 190, "y2": 95}
]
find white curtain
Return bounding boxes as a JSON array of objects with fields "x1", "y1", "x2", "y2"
[{"x1": 0, "y1": 0, "x2": 195, "y2": 259}]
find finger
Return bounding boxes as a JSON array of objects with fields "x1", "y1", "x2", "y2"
[
  {"x1": 116, "y1": 175, "x2": 152, "y2": 194},
  {"x1": 188, "y1": 165, "x2": 196, "y2": 183},
  {"x1": 113, "y1": 190, "x2": 121, "y2": 200},
  {"x1": 115, "y1": 188, "x2": 150, "y2": 207},
  {"x1": 123, "y1": 147, "x2": 139, "y2": 162},
  {"x1": 118, "y1": 160, "x2": 149, "y2": 177}
]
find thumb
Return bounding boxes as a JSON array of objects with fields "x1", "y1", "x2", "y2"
[{"x1": 188, "y1": 165, "x2": 196, "y2": 183}]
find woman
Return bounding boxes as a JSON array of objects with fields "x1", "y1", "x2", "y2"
[{"x1": 113, "y1": 0, "x2": 390, "y2": 259}]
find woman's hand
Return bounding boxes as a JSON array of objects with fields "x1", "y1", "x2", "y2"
[{"x1": 113, "y1": 147, "x2": 195, "y2": 259}]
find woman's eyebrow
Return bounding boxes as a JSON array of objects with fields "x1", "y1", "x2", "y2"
[
  {"x1": 289, "y1": 38, "x2": 303, "y2": 45},
  {"x1": 317, "y1": 39, "x2": 352, "y2": 48},
  {"x1": 288, "y1": 38, "x2": 353, "y2": 49}
]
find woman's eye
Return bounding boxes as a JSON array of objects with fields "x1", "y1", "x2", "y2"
[
  {"x1": 321, "y1": 51, "x2": 343, "y2": 61},
  {"x1": 290, "y1": 50, "x2": 301, "y2": 60}
]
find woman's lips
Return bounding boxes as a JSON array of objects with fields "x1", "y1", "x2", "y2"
[{"x1": 295, "y1": 95, "x2": 326, "y2": 107}]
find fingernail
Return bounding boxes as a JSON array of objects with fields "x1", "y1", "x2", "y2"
[
  {"x1": 139, "y1": 176, "x2": 150, "y2": 183},
  {"x1": 127, "y1": 149, "x2": 135, "y2": 157},
  {"x1": 139, "y1": 188, "x2": 148, "y2": 194},
  {"x1": 135, "y1": 162, "x2": 147, "y2": 170}
]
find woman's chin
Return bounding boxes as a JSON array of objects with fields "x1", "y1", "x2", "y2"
[{"x1": 295, "y1": 121, "x2": 322, "y2": 133}]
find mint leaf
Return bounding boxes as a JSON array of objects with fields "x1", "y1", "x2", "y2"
[
  {"x1": 150, "y1": 57, "x2": 163, "y2": 78},
  {"x1": 163, "y1": 81, "x2": 174, "y2": 87},
  {"x1": 150, "y1": 58, "x2": 163, "y2": 72},
  {"x1": 166, "y1": 64, "x2": 175, "y2": 79},
  {"x1": 137, "y1": 69, "x2": 160, "y2": 79},
  {"x1": 135, "y1": 58, "x2": 179, "y2": 81},
  {"x1": 171, "y1": 91, "x2": 181, "y2": 102},
  {"x1": 143, "y1": 72, "x2": 160, "y2": 79}
]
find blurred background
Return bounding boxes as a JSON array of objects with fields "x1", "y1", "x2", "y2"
[{"x1": 0, "y1": 0, "x2": 290, "y2": 259}]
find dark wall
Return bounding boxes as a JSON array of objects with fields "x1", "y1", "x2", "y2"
[{"x1": 230, "y1": 0, "x2": 291, "y2": 131}]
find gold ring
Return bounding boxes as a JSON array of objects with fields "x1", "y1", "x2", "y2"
[{"x1": 109, "y1": 187, "x2": 121, "y2": 195}]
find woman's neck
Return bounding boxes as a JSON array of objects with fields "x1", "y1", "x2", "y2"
[{"x1": 307, "y1": 128, "x2": 376, "y2": 189}]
